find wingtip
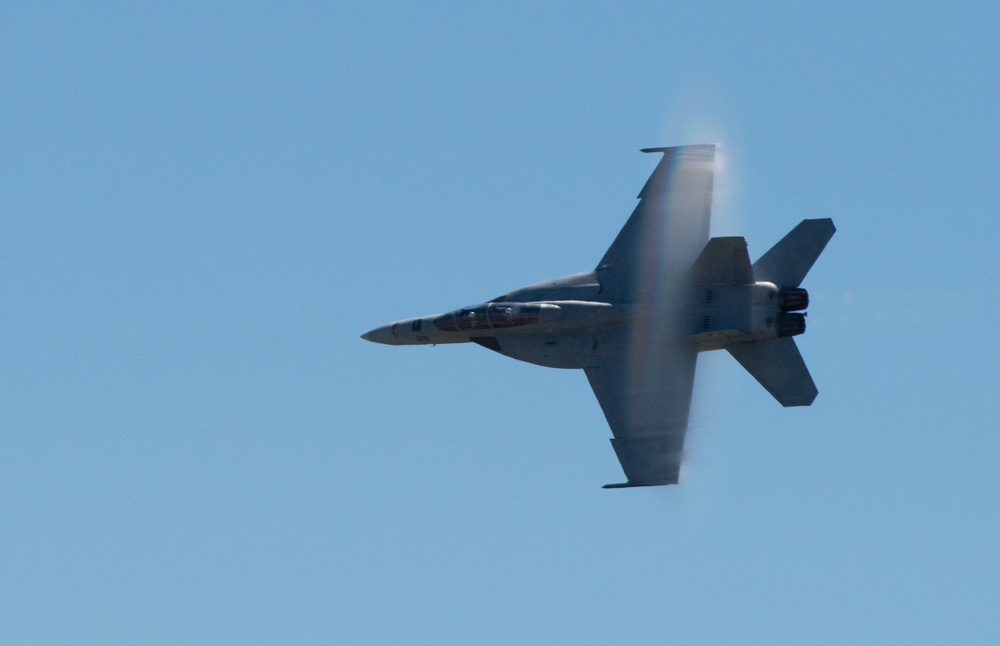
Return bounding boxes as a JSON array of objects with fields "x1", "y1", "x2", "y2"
[
  {"x1": 640, "y1": 143, "x2": 718, "y2": 154},
  {"x1": 602, "y1": 481, "x2": 675, "y2": 489}
]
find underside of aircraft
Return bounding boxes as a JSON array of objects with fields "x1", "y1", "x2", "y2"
[{"x1": 363, "y1": 145, "x2": 835, "y2": 487}]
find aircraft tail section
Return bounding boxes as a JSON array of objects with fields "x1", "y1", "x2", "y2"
[
  {"x1": 728, "y1": 337, "x2": 817, "y2": 407},
  {"x1": 690, "y1": 236, "x2": 753, "y2": 285},
  {"x1": 752, "y1": 219, "x2": 836, "y2": 287}
]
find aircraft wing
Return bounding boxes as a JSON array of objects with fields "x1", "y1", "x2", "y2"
[
  {"x1": 585, "y1": 331, "x2": 698, "y2": 487},
  {"x1": 586, "y1": 144, "x2": 713, "y2": 486},
  {"x1": 596, "y1": 144, "x2": 716, "y2": 304}
]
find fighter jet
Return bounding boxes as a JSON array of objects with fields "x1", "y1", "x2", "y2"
[{"x1": 362, "y1": 144, "x2": 835, "y2": 487}]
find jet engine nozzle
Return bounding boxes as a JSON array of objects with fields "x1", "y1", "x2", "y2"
[
  {"x1": 778, "y1": 288, "x2": 809, "y2": 312},
  {"x1": 776, "y1": 312, "x2": 806, "y2": 337}
]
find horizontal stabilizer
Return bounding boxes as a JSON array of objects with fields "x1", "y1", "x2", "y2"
[
  {"x1": 690, "y1": 236, "x2": 753, "y2": 285},
  {"x1": 752, "y1": 219, "x2": 836, "y2": 287},
  {"x1": 728, "y1": 337, "x2": 817, "y2": 407}
]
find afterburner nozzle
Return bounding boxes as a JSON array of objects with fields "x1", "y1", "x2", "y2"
[{"x1": 778, "y1": 288, "x2": 809, "y2": 312}]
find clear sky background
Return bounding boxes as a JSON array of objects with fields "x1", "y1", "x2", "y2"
[{"x1": 2, "y1": 2, "x2": 999, "y2": 644}]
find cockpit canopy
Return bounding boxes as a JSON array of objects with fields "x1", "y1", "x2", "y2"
[{"x1": 433, "y1": 303, "x2": 541, "y2": 332}]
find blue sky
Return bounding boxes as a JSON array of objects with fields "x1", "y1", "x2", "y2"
[{"x1": 2, "y1": 2, "x2": 999, "y2": 643}]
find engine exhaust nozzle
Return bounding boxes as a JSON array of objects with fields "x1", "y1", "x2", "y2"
[
  {"x1": 778, "y1": 288, "x2": 809, "y2": 312},
  {"x1": 777, "y1": 312, "x2": 806, "y2": 337}
]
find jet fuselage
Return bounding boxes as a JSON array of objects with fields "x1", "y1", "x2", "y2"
[
  {"x1": 361, "y1": 273, "x2": 808, "y2": 362},
  {"x1": 361, "y1": 144, "x2": 834, "y2": 487}
]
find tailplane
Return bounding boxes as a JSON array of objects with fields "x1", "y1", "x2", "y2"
[
  {"x1": 753, "y1": 219, "x2": 835, "y2": 287},
  {"x1": 732, "y1": 218, "x2": 835, "y2": 407},
  {"x1": 728, "y1": 338, "x2": 817, "y2": 407}
]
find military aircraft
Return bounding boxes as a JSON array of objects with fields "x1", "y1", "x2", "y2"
[{"x1": 362, "y1": 144, "x2": 835, "y2": 487}]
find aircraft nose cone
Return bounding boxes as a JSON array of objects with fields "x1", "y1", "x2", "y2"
[{"x1": 360, "y1": 325, "x2": 393, "y2": 344}]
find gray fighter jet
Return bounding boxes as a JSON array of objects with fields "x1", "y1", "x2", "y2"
[{"x1": 362, "y1": 145, "x2": 835, "y2": 487}]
